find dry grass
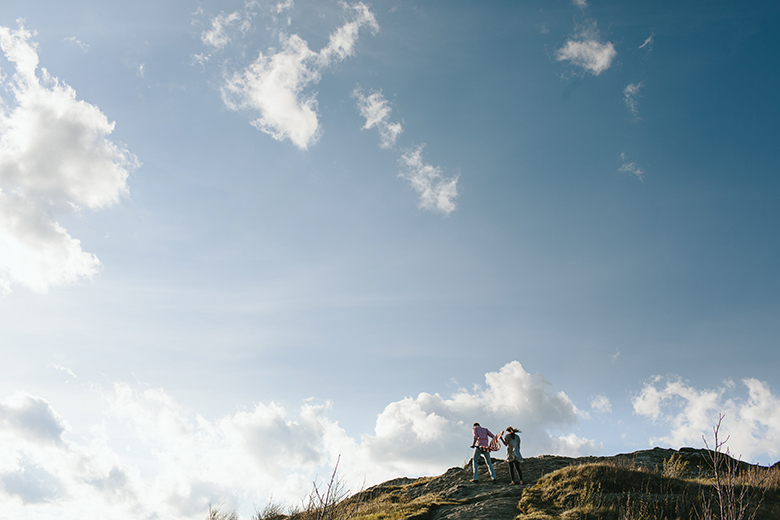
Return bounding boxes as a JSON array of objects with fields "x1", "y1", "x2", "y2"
[
  {"x1": 206, "y1": 504, "x2": 240, "y2": 520},
  {"x1": 516, "y1": 461, "x2": 702, "y2": 520},
  {"x1": 515, "y1": 458, "x2": 780, "y2": 520}
]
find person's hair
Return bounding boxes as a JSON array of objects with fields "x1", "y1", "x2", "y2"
[{"x1": 473, "y1": 423, "x2": 480, "y2": 427}]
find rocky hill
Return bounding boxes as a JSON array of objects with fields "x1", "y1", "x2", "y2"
[
  {"x1": 345, "y1": 447, "x2": 777, "y2": 520},
  {"x1": 244, "y1": 447, "x2": 779, "y2": 520}
]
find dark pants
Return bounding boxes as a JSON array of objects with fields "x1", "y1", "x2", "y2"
[{"x1": 508, "y1": 460, "x2": 523, "y2": 483}]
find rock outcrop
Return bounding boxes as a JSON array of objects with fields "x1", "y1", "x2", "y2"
[{"x1": 349, "y1": 447, "x2": 772, "y2": 520}]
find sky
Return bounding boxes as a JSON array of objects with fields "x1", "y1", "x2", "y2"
[{"x1": 0, "y1": 0, "x2": 779, "y2": 518}]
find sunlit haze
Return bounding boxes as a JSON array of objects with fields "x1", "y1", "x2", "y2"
[{"x1": 1, "y1": 1, "x2": 779, "y2": 518}]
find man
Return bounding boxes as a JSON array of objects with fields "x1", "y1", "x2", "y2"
[{"x1": 470, "y1": 422, "x2": 497, "y2": 483}]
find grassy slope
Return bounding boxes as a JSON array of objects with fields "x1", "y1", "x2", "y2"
[{"x1": 516, "y1": 460, "x2": 780, "y2": 520}]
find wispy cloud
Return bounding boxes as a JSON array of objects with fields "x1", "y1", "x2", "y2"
[
  {"x1": 219, "y1": 2, "x2": 379, "y2": 150},
  {"x1": 556, "y1": 23, "x2": 616, "y2": 76},
  {"x1": 399, "y1": 145, "x2": 458, "y2": 214},
  {"x1": 633, "y1": 376, "x2": 780, "y2": 463},
  {"x1": 274, "y1": 0, "x2": 294, "y2": 14},
  {"x1": 47, "y1": 364, "x2": 78, "y2": 379},
  {"x1": 201, "y1": 5, "x2": 258, "y2": 51},
  {"x1": 572, "y1": 0, "x2": 588, "y2": 8},
  {"x1": 590, "y1": 395, "x2": 612, "y2": 413},
  {"x1": 623, "y1": 82, "x2": 642, "y2": 116},
  {"x1": 64, "y1": 36, "x2": 89, "y2": 52},
  {"x1": 352, "y1": 88, "x2": 460, "y2": 214},
  {"x1": 352, "y1": 87, "x2": 402, "y2": 149},
  {"x1": 639, "y1": 32, "x2": 654, "y2": 51},
  {"x1": 618, "y1": 152, "x2": 644, "y2": 181},
  {"x1": 0, "y1": 24, "x2": 138, "y2": 294}
]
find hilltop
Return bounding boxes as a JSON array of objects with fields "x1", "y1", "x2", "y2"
[{"x1": 237, "y1": 447, "x2": 780, "y2": 520}]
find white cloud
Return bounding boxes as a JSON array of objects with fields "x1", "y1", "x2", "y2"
[
  {"x1": 639, "y1": 32, "x2": 654, "y2": 51},
  {"x1": 556, "y1": 24, "x2": 616, "y2": 76},
  {"x1": 572, "y1": 0, "x2": 588, "y2": 7},
  {"x1": 618, "y1": 152, "x2": 644, "y2": 181},
  {"x1": 633, "y1": 376, "x2": 780, "y2": 463},
  {"x1": 590, "y1": 395, "x2": 612, "y2": 413},
  {"x1": 47, "y1": 363, "x2": 78, "y2": 379},
  {"x1": 623, "y1": 82, "x2": 642, "y2": 116},
  {"x1": 0, "y1": 394, "x2": 67, "y2": 446},
  {"x1": 0, "y1": 362, "x2": 599, "y2": 519},
  {"x1": 0, "y1": 24, "x2": 137, "y2": 294},
  {"x1": 399, "y1": 145, "x2": 458, "y2": 214},
  {"x1": 352, "y1": 87, "x2": 402, "y2": 149},
  {"x1": 274, "y1": 0, "x2": 294, "y2": 14},
  {"x1": 220, "y1": 2, "x2": 379, "y2": 150},
  {"x1": 201, "y1": 10, "x2": 247, "y2": 50},
  {"x1": 64, "y1": 36, "x2": 89, "y2": 52}
]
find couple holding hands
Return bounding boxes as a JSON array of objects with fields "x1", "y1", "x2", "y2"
[{"x1": 470, "y1": 423, "x2": 523, "y2": 485}]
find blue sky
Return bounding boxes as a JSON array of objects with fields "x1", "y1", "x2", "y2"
[{"x1": 1, "y1": 0, "x2": 779, "y2": 518}]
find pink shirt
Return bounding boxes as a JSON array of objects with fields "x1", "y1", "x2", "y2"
[{"x1": 472, "y1": 426, "x2": 494, "y2": 448}]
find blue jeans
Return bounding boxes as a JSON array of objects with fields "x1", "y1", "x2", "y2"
[{"x1": 472, "y1": 448, "x2": 496, "y2": 481}]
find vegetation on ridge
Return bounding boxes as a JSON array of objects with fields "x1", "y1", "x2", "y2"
[{"x1": 517, "y1": 457, "x2": 779, "y2": 520}]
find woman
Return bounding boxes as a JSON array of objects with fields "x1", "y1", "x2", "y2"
[{"x1": 501, "y1": 426, "x2": 523, "y2": 485}]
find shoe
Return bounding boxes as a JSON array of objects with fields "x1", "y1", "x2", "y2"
[
  {"x1": 510, "y1": 481, "x2": 517, "y2": 485},
  {"x1": 519, "y1": 481, "x2": 524, "y2": 485},
  {"x1": 470, "y1": 479, "x2": 478, "y2": 483}
]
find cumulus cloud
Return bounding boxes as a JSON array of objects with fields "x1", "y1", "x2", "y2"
[
  {"x1": 618, "y1": 152, "x2": 644, "y2": 181},
  {"x1": 349, "y1": 361, "x2": 598, "y2": 483},
  {"x1": 399, "y1": 145, "x2": 459, "y2": 214},
  {"x1": 624, "y1": 82, "x2": 642, "y2": 116},
  {"x1": 0, "y1": 24, "x2": 137, "y2": 294},
  {"x1": 0, "y1": 362, "x2": 598, "y2": 519},
  {"x1": 0, "y1": 394, "x2": 66, "y2": 445},
  {"x1": 352, "y1": 87, "x2": 402, "y2": 149},
  {"x1": 220, "y1": 2, "x2": 379, "y2": 150},
  {"x1": 633, "y1": 376, "x2": 780, "y2": 463},
  {"x1": 556, "y1": 24, "x2": 616, "y2": 76},
  {"x1": 1, "y1": 456, "x2": 65, "y2": 504}
]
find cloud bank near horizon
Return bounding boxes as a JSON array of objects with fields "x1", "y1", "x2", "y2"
[
  {"x1": 3, "y1": 364, "x2": 779, "y2": 519},
  {"x1": 0, "y1": 24, "x2": 137, "y2": 294},
  {"x1": 633, "y1": 376, "x2": 780, "y2": 464},
  {"x1": 0, "y1": 361, "x2": 597, "y2": 519}
]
